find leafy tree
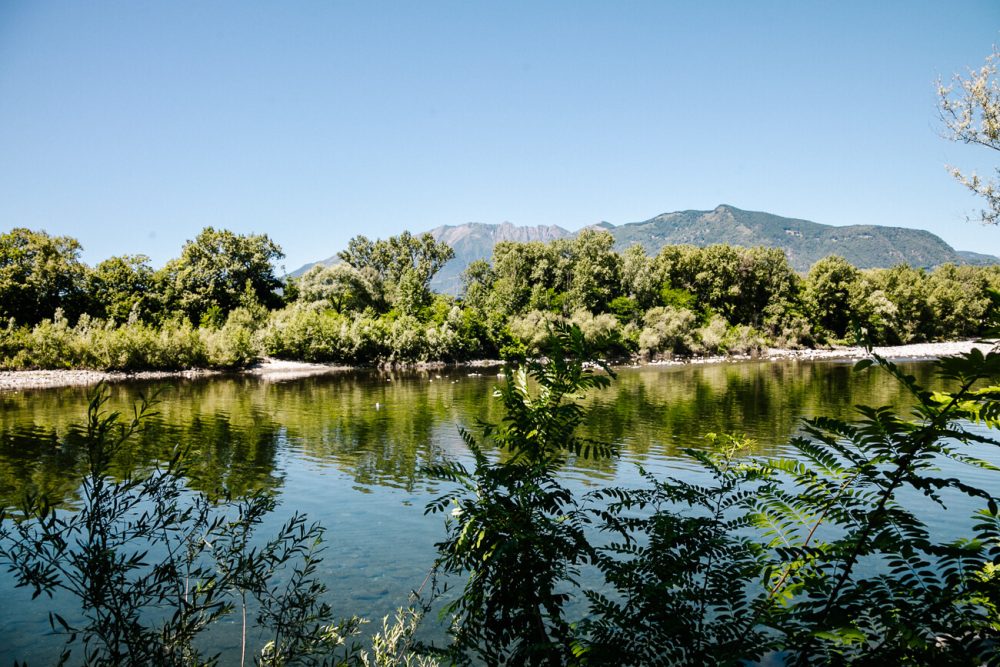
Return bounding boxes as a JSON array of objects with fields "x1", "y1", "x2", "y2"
[
  {"x1": 338, "y1": 232, "x2": 454, "y2": 315},
  {"x1": 487, "y1": 240, "x2": 572, "y2": 316},
  {"x1": 86, "y1": 254, "x2": 157, "y2": 323},
  {"x1": 620, "y1": 243, "x2": 660, "y2": 310},
  {"x1": 295, "y1": 263, "x2": 375, "y2": 313},
  {"x1": 802, "y1": 255, "x2": 862, "y2": 339},
  {"x1": 857, "y1": 265, "x2": 933, "y2": 344},
  {"x1": 160, "y1": 227, "x2": 284, "y2": 324},
  {"x1": 664, "y1": 244, "x2": 799, "y2": 328},
  {"x1": 459, "y1": 258, "x2": 494, "y2": 315},
  {"x1": 925, "y1": 263, "x2": 992, "y2": 339},
  {"x1": 938, "y1": 48, "x2": 1000, "y2": 224},
  {"x1": 565, "y1": 230, "x2": 621, "y2": 313},
  {"x1": 0, "y1": 227, "x2": 87, "y2": 325}
]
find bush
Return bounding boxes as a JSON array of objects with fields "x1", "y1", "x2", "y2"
[
  {"x1": 0, "y1": 388, "x2": 364, "y2": 666},
  {"x1": 721, "y1": 324, "x2": 767, "y2": 356},
  {"x1": 0, "y1": 312, "x2": 266, "y2": 371},
  {"x1": 507, "y1": 310, "x2": 565, "y2": 356},
  {"x1": 568, "y1": 309, "x2": 624, "y2": 354},
  {"x1": 695, "y1": 314, "x2": 729, "y2": 355},
  {"x1": 203, "y1": 307, "x2": 261, "y2": 368},
  {"x1": 769, "y1": 312, "x2": 815, "y2": 350},
  {"x1": 638, "y1": 306, "x2": 698, "y2": 358},
  {"x1": 260, "y1": 304, "x2": 354, "y2": 362}
]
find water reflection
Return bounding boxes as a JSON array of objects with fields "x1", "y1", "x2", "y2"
[{"x1": 0, "y1": 359, "x2": 945, "y2": 508}]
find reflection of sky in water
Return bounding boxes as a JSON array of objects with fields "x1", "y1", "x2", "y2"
[{"x1": 0, "y1": 360, "x2": 995, "y2": 663}]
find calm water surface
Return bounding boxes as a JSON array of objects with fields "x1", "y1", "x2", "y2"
[{"x1": 0, "y1": 359, "x2": 993, "y2": 663}]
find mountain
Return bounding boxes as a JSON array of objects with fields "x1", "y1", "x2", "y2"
[
  {"x1": 957, "y1": 250, "x2": 1000, "y2": 266},
  {"x1": 290, "y1": 205, "x2": 1000, "y2": 293},
  {"x1": 603, "y1": 205, "x2": 971, "y2": 273}
]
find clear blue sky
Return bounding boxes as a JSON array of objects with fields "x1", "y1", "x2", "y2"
[{"x1": 1, "y1": 1, "x2": 998, "y2": 272}]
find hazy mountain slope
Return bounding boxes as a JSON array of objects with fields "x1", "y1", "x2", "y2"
[
  {"x1": 608, "y1": 205, "x2": 966, "y2": 272},
  {"x1": 957, "y1": 250, "x2": 1000, "y2": 266}
]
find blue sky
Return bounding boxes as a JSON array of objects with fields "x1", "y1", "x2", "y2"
[{"x1": 1, "y1": 1, "x2": 998, "y2": 272}]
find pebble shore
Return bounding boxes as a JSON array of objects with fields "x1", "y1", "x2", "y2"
[{"x1": 0, "y1": 341, "x2": 995, "y2": 392}]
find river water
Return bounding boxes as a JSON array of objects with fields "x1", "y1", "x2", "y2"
[{"x1": 0, "y1": 358, "x2": 994, "y2": 663}]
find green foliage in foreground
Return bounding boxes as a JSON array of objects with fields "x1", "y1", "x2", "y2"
[{"x1": 426, "y1": 324, "x2": 1000, "y2": 665}]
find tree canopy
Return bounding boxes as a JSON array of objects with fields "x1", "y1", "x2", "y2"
[
  {"x1": 337, "y1": 231, "x2": 454, "y2": 314},
  {"x1": 160, "y1": 227, "x2": 285, "y2": 324},
  {"x1": 87, "y1": 254, "x2": 157, "y2": 323},
  {"x1": 0, "y1": 227, "x2": 87, "y2": 325}
]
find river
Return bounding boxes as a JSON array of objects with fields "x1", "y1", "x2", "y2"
[{"x1": 0, "y1": 358, "x2": 993, "y2": 663}]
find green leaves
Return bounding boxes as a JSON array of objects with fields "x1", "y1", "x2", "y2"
[
  {"x1": 425, "y1": 323, "x2": 615, "y2": 665},
  {"x1": 427, "y1": 338, "x2": 1000, "y2": 665},
  {"x1": 160, "y1": 227, "x2": 285, "y2": 324}
]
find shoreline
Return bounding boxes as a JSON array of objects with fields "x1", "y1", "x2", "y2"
[{"x1": 0, "y1": 340, "x2": 995, "y2": 392}]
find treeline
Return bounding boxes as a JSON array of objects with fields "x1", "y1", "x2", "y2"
[
  {"x1": 1, "y1": 226, "x2": 998, "y2": 370},
  {"x1": 460, "y1": 232, "x2": 1000, "y2": 358}
]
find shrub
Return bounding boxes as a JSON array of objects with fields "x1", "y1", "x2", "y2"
[
  {"x1": 203, "y1": 307, "x2": 261, "y2": 368},
  {"x1": 568, "y1": 308, "x2": 623, "y2": 353},
  {"x1": 507, "y1": 310, "x2": 565, "y2": 356},
  {"x1": 638, "y1": 306, "x2": 698, "y2": 358},
  {"x1": 427, "y1": 326, "x2": 1000, "y2": 665},
  {"x1": 695, "y1": 314, "x2": 729, "y2": 355},
  {"x1": 722, "y1": 324, "x2": 767, "y2": 356}
]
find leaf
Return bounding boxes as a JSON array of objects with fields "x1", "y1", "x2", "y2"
[{"x1": 853, "y1": 359, "x2": 874, "y2": 373}]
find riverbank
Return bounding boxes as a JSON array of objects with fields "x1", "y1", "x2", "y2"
[
  {"x1": 0, "y1": 340, "x2": 995, "y2": 392},
  {"x1": 642, "y1": 339, "x2": 998, "y2": 368}
]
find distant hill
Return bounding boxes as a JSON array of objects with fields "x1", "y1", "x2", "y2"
[
  {"x1": 957, "y1": 250, "x2": 1000, "y2": 266},
  {"x1": 290, "y1": 205, "x2": 1000, "y2": 294},
  {"x1": 604, "y1": 205, "x2": 972, "y2": 273}
]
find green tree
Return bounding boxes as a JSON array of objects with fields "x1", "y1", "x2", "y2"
[
  {"x1": 802, "y1": 255, "x2": 862, "y2": 339},
  {"x1": 427, "y1": 325, "x2": 614, "y2": 665},
  {"x1": 459, "y1": 258, "x2": 493, "y2": 312},
  {"x1": 86, "y1": 254, "x2": 157, "y2": 323},
  {"x1": 160, "y1": 227, "x2": 284, "y2": 324},
  {"x1": 662, "y1": 244, "x2": 799, "y2": 328},
  {"x1": 338, "y1": 232, "x2": 454, "y2": 315},
  {"x1": 488, "y1": 240, "x2": 572, "y2": 315},
  {"x1": 565, "y1": 230, "x2": 621, "y2": 313},
  {"x1": 620, "y1": 243, "x2": 660, "y2": 310},
  {"x1": 938, "y1": 48, "x2": 1000, "y2": 224},
  {"x1": 925, "y1": 263, "x2": 992, "y2": 339},
  {"x1": 856, "y1": 265, "x2": 932, "y2": 344},
  {"x1": 0, "y1": 228, "x2": 87, "y2": 325},
  {"x1": 294, "y1": 263, "x2": 374, "y2": 313}
]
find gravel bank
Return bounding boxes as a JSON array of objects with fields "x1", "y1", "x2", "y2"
[{"x1": 0, "y1": 341, "x2": 995, "y2": 392}]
